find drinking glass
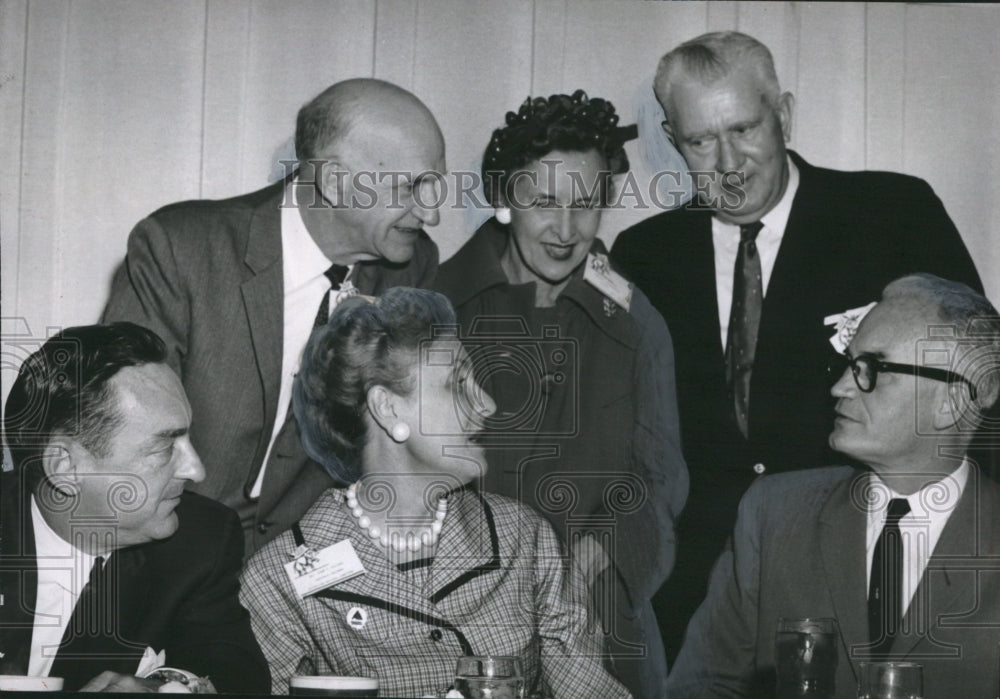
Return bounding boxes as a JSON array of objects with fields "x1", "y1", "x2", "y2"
[
  {"x1": 454, "y1": 656, "x2": 524, "y2": 699},
  {"x1": 857, "y1": 662, "x2": 922, "y2": 698},
  {"x1": 774, "y1": 617, "x2": 839, "y2": 698}
]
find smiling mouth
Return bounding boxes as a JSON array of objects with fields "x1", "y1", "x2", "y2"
[
  {"x1": 394, "y1": 226, "x2": 422, "y2": 237},
  {"x1": 542, "y1": 243, "x2": 575, "y2": 261}
]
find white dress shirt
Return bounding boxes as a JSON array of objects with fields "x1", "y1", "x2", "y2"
[
  {"x1": 28, "y1": 496, "x2": 103, "y2": 677},
  {"x1": 864, "y1": 461, "x2": 969, "y2": 617},
  {"x1": 250, "y1": 180, "x2": 347, "y2": 498},
  {"x1": 713, "y1": 157, "x2": 800, "y2": 351}
]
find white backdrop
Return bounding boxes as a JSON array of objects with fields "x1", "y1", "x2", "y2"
[{"x1": 2, "y1": 0, "x2": 999, "y2": 402}]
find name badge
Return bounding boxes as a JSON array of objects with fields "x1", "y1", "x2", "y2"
[
  {"x1": 284, "y1": 539, "x2": 365, "y2": 598},
  {"x1": 583, "y1": 253, "x2": 632, "y2": 311}
]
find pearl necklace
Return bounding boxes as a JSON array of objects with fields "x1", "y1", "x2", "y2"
[{"x1": 346, "y1": 482, "x2": 448, "y2": 553}]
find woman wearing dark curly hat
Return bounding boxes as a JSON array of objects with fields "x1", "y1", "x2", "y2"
[
  {"x1": 434, "y1": 91, "x2": 688, "y2": 699},
  {"x1": 240, "y1": 287, "x2": 630, "y2": 698}
]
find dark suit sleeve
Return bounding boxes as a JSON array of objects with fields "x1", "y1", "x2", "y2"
[
  {"x1": 165, "y1": 506, "x2": 271, "y2": 693},
  {"x1": 617, "y1": 291, "x2": 688, "y2": 599},
  {"x1": 102, "y1": 217, "x2": 189, "y2": 374},
  {"x1": 892, "y1": 178, "x2": 982, "y2": 293},
  {"x1": 667, "y1": 479, "x2": 766, "y2": 697}
]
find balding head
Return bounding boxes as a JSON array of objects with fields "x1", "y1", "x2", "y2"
[{"x1": 295, "y1": 78, "x2": 443, "y2": 163}]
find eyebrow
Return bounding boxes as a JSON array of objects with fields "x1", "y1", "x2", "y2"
[{"x1": 155, "y1": 427, "x2": 189, "y2": 440}]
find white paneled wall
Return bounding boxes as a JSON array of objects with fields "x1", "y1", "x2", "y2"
[{"x1": 2, "y1": 1, "x2": 999, "y2": 401}]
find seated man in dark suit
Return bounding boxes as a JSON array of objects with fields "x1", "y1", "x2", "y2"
[
  {"x1": 668, "y1": 274, "x2": 1000, "y2": 698},
  {"x1": 103, "y1": 78, "x2": 445, "y2": 557},
  {"x1": 609, "y1": 30, "x2": 983, "y2": 662},
  {"x1": 1, "y1": 322, "x2": 269, "y2": 693}
]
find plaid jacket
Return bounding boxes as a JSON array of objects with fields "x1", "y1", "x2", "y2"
[{"x1": 240, "y1": 487, "x2": 630, "y2": 697}]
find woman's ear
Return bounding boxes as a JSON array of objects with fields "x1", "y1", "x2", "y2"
[{"x1": 366, "y1": 385, "x2": 399, "y2": 437}]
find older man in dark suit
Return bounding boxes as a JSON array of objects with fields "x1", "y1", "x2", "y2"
[
  {"x1": 0, "y1": 323, "x2": 269, "y2": 692},
  {"x1": 609, "y1": 31, "x2": 983, "y2": 662},
  {"x1": 669, "y1": 274, "x2": 1000, "y2": 697},
  {"x1": 103, "y1": 79, "x2": 445, "y2": 556}
]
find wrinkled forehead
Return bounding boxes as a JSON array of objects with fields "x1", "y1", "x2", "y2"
[{"x1": 340, "y1": 115, "x2": 446, "y2": 173}]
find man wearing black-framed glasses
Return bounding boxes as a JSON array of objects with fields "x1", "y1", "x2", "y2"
[
  {"x1": 670, "y1": 273, "x2": 1000, "y2": 698},
  {"x1": 828, "y1": 351, "x2": 978, "y2": 401}
]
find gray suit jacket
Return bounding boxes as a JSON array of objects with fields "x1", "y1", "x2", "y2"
[
  {"x1": 668, "y1": 465, "x2": 1000, "y2": 698},
  {"x1": 103, "y1": 180, "x2": 438, "y2": 555}
]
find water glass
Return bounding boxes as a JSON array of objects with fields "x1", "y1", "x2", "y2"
[
  {"x1": 857, "y1": 661, "x2": 922, "y2": 698},
  {"x1": 775, "y1": 617, "x2": 839, "y2": 698},
  {"x1": 454, "y1": 656, "x2": 524, "y2": 699}
]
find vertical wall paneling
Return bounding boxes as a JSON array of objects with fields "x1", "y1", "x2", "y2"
[
  {"x1": 238, "y1": 1, "x2": 376, "y2": 195},
  {"x1": 864, "y1": 3, "x2": 905, "y2": 172},
  {"x1": 903, "y1": 4, "x2": 1000, "y2": 301},
  {"x1": 408, "y1": 0, "x2": 535, "y2": 259},
  {"x1": 15, "y1": 0, "x2": 70, "y2": 330},
  {"x1": 373, "y1": 0, "x2": 419, "y2": 89},
  {"x1": 0, "y1": 0, "x2": 29, "y2": 332},
  {"x1": 202, "y1": 0, "x2": 252, "y2": 199},
  {"x1": 795, "y1": 3, "x2": 867, "y2": 169}
]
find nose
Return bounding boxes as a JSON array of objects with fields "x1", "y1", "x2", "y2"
[
  {"x1": 470, "y1": 382, "x2": 497, "y2": 423},
  {"x1": 830, "y1": 367, "x2": 857, "y2": 399},
  {"x1": 554, "y1": 207, "x2": 574, "y2": 243},
  {"x1": 174, "y1": 438, "x2": 206, "y2": 484},
  {"x1": 716, "y1": 137, "x2": 742, "y2": 174},
  {"x1": 413, "y1": 181, "x2": 441, "y2": 227}
]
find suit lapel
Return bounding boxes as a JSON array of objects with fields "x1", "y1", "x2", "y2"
[
  {"x1": 240, "y1": 189, "x2": 285, "y2": 489},
  {"x1": 818, "y1": 470, "x2": 869, "y2": 678},
  {"x1": 892, "y1": 468, "x2": 993, "y2": 658}
]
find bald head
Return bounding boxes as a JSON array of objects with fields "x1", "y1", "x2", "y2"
[{"x1": 295, "y1": 78, "x2": 443, "y2": 163}]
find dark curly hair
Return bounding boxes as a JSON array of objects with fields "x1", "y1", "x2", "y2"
[
  {"x1": 293, "y1": 287, "x2": 457, "y2": 484},
  {"x1": 481, "y1": 90, "x2": 635, "y2": 208}
]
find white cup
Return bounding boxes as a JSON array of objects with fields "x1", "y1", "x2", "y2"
[{"x1": 0, "y1": 675, "x2": 64, "y2": 692}]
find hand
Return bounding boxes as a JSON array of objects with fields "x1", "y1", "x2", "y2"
[
  {"x1": 79, "y1": 671, "x2": 163, "y2": 692},
  {"x1": 572, "y1": 534, "x2": 610, "y2": 588}
]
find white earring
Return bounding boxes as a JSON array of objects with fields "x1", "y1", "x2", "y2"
[
  {"x1": 495, "y1": 207, "x2": 511, "y2": 225},
  {"x1": 391, "y1": 423, "x2": 410, "y2": 442}
]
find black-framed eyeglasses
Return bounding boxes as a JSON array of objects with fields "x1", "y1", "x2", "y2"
[{"x1": 828, "y1": 351, "x2": 977, "y2": 400}]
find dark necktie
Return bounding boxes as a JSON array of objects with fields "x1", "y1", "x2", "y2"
[
  {"x1": 868, "y1": 498, "x2": 911, "y2": 650},
  {"x1": 50, "y1": 556, "x2": 110, "y2": 679},
  {"x1": 314, "y1": 264, "x2": 349, "y2": 328},
  {"x1": 725, "y1": 221, "x2": 764, "y2": 438}
]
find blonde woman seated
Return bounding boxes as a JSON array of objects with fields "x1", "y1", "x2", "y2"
[{"x1": 240, "y1": 288, "x2": 629, "y2": 698}]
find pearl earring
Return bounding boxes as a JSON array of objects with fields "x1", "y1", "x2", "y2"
[
  {"x1": 391, "y1": 423, "x2": 410, "y2": 442},
  {"x1": 495, "y1": 207, "x2": 511, "y2": 225}
]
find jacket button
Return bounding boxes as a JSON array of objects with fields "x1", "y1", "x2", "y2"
[
  {"x1": 430, "y1": 629, "x2": 443, "y2": 642},
  {"x1": 753, "y1": 463, "x2": 766, "y2": 475},
  {"x1": 256, "y1": 521, "x2": 271, "y2": 534}
]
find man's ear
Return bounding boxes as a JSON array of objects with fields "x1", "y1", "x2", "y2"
[
  {"x1": 365, "y1": 385, "x2": 399, "y2": 438},
  {"x1": 39, "y1": 436, "x2": 84, "y2": 494},
  {"x1": 933, "y1": 383, "x2": 971, "y2": 431},
  {"x1": 660, "y1": 119, "x2": 676, "y2": 146},
  {"x1": 776, "y1": 91, "x2": 795, "y2": 143},
  {"x1": 318, "y1": 159, "x2": 349, "y2": 208}
]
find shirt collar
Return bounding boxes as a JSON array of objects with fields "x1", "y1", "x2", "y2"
[
  {"x1": 30, "y1": 495, "x2": 99, "y2": 589},
  {"x1": 757, "y1": 155, "x2": 799, "y2": 238},
  {"x1": 282, "y1": 178, "x2": 335, "y2": 293},
  {"x1": 867, "y1": 458, "x2": 970, "y2": 523}
]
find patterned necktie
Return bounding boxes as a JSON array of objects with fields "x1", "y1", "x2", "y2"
[
  {"x1": 725, "y1": 221, "x2": 764, "y2": 438},
  {"x1": 314, "y1": 264, "x2": 349, "y2": 328},
  {"x1": 868, "y1": 498, "x2": 911, "y2": 650}
]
